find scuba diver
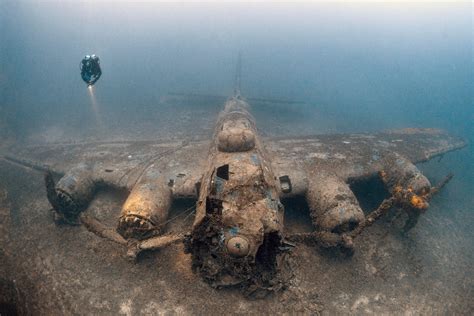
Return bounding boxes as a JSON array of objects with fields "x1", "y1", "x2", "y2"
[{"x1": 80, "y1": 54, "x2": 102, "y2": 86}]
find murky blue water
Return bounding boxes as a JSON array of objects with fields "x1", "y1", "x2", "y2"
[
  {"x1": 0, "y1": 1, "x2": 472, "y2": 312},
  {"x1": 1, "y1": 2, "x2": 471, "y2": 135},
  {"x1": 2, "y1": 1, "x2": 471, "y2": 194}
]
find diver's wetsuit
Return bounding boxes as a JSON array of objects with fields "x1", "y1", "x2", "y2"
[{"x1": 80, "y1": 55, "x2": 102, "y2": 86}]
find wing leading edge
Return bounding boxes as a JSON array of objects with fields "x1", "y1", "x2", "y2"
[
  {"x1": 1, "y1": 139, "x2": 210, "y2": 196},
  {"x1": 268, "y1": 128, "x2": 466, "y2": 197},
  {"x1": 266, "y1": 127, "x2": 465, "y2": 240},
  {"x1": 1, "y1": 127, "x2": 466, "y2": 255}
]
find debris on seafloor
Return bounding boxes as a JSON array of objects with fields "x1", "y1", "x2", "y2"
[
  {"x1": 0, "y1": 187, "x2": 22, "y2": 315},
  {"x1": 0, "y1": 187, "x2": 10, "y2": 244},
  {"x1": 1, "y1": 56, "x2": 466, "y2": 296}
]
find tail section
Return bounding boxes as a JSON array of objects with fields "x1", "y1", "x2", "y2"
[
  {"x1": 168, "y1": 52, "x2": 305, "y2": 105},
  {"x1": 233, "y1": 52, "x2": 242, "y2": 98}
]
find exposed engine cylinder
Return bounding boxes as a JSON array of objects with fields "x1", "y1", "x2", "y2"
[
  {"x1": 117, "y1": 169, "x2": 172, "y2": 240},
  {"x1": 381, "y1": 154, "x2": 431, "y2": 195},
  {"x1": 53, "y1": 163, "x2": 95, "y2": 219},
  {"x1": 380, "y1": 154, "x2": 432, "y2": 211},
  {"x1": 307, "y1": 172, "x2": 364, "y2": 233}
]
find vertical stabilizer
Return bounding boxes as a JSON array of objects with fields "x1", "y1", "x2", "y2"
[{"x1": 234, "y1": 52, "x2": 242, "y2": 98}]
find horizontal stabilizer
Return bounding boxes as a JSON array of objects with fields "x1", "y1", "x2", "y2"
[{"x1": 166, "y1": 92, "x2": 305, "y2": 105}]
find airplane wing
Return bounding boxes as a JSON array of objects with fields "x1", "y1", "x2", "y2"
[
  {"x1": 267, "y1": 128, "x2": 467, "y2": 197},
  {"x1": 1, "y1": 139, "x2": 210, "y2": 198}
]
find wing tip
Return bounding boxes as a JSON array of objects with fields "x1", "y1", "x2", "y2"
[
  {"x1": 424, "y1": 137, "x2": 468, "y2": 160},
  {"x1": 386, "y1": 127, "x2": 468, "y2": 153}
]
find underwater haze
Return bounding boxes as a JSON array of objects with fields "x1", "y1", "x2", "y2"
[
  {"x1": 1, "y1": 2, "x2": 472, "y2": 137},
  {"x1": 0, "y1": 1, "x2": 473, "y2": 314}
]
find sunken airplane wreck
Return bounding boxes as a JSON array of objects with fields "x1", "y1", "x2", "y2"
[{"x1": 2, "y1": 57, "x2": 466, "y2": 295}]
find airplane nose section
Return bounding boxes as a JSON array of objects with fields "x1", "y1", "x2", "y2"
[{"x1": 226, "y1": 236, "x2": 250, "y2": 257}]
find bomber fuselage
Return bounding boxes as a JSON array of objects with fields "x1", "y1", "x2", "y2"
[{"x1": 186, "y1": 96, "x2": 286, "y2": 287}]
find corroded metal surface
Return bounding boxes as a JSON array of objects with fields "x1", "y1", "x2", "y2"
[
  {"x1": 0, "y1": 68, "x2": 469, "y2": 315},
  {"x1": 185, "y1": 98, "x2": 287, "y2": 294},
  {"x1": 0, "y1": 160, "x2": 472, "y2": 314},
  {"x1": 1, "y1": 93, "x2": 467, "y2": 292}
]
